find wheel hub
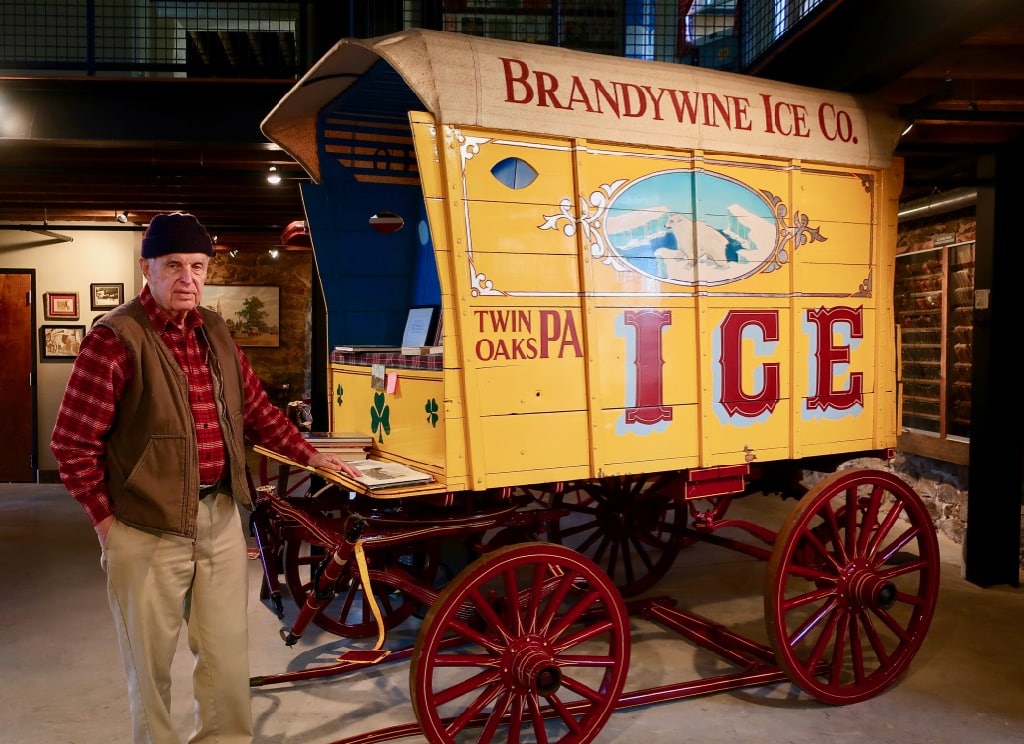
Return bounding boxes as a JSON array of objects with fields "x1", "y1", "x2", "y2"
[
  {"x1": 843, "y1": 560, "x2": 898, "y2": 611},
  {"x1": 505, "y1": 638, "x2": 562, "y2": 695}
]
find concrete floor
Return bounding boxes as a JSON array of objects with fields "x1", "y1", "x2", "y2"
[{"x1": 2, "y1": 482, "x2": 1022, "y2": 744}]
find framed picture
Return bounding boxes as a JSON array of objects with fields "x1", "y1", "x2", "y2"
[
  {"x1": 44, "y1": 292, "x2": 79, "y2": 320},
  {"x1": 201, "y1": 285, "x2": 280, "y2": 347},
  {"x1": 41, "y1": 325, "x2": 86, "y2": 359},
  {"x1": 90, "y1": 282, "x2": 124, "y2": 310}
]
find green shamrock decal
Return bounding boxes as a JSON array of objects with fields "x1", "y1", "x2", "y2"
[
  {"x1": 425, "y1": 398, "x2": 439, "y2": 427},
  {"x1": 335, "y1": 382, "x2": 344, "y2": 407},
  {"x1": 370, "y1": 391, "x2": 390, "y2": 443}
]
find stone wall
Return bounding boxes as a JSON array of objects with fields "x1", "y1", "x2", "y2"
[
  {"x1": 206, "y1": 250, "x2": 313, "y2": 405},
  {"x1": 802, "y1": 455, "x2": 968, "y2": 545}
]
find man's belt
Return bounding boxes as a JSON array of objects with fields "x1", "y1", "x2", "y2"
[{"x1": 199, "y1": 479, "x2": 229, "y2": 499}]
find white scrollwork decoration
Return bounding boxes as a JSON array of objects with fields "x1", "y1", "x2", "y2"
[
  {"x1": 457, "y1": 133, "x2": 491, "y2": 162},
  {"x1": 540, "y1": 180, "x2": 628, "y2": 268}
]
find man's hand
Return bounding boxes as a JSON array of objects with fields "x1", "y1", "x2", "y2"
[
  {"x1": 308, "y1": 452, "x2": 363, "y2": 479},
  {"x1": 94, "y1": 514, "x2": 115, "y2": 547}
]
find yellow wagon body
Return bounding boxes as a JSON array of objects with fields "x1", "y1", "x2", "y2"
[{"x1": 263, "y1": 29, "x2": 904, "y2": 495}]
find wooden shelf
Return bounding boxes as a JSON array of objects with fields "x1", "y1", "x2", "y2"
[{"x1": 894, "y1": 241, "x2": 975, "y2": 459}]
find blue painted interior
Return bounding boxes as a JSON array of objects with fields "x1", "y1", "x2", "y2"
[{"x1": 304, "y1": 59, "x2": 441, "y2": 350}]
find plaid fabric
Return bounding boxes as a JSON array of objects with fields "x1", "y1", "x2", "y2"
[
  {"x1": 51, "y1": 285, "x2": 317, "y2": 526},
  {"x1": 331, "y1": 351, "x2": 443, "y2": 371}
]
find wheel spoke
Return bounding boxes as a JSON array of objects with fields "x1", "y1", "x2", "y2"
[
  {"x1": 446, "y1": 680, "x2": 505, "y2": 738},
  {"x1": 854, "y1": 485, "x2": 885, "y2": 557},
  {"x1": 526, "y1": 695, "x2": 550, "y2": 744},
  {"x1": 873, "y1": 523, "x2": 918, "y2": 566},
  {"x1": 559, "y1": 669, "x2": 612, "y2": 704},
  {"x1": 828, "y1": 610, "x2": 851, "y2": 686},
  {"x1": 549, "y1": 590, "x2": 608, "y2": 645},
  {"x1": 532, "y1": 572, "x2": 574, "y2": 637},
  {"x1": 546, "y1": 692, "x2": 583, "y2": 735},
  {"x1": 549, "y1": 476, "x2": 686, "y2": 596},
  {"x1": 478, "y1": 691, "x2": 514, "y2": 743},
  {"x1": 627, "y1": 532, "x2": 658, "y2": 572},
  {"x1": 801, "y1": 602, "x2": 843, "y2": 673},
  {"x1": 859, "y1": 609, "x2": 892, "y2": 663},
  {"x1": 780, "y1": 583, "x2": 838, "y2": 612},
  {"x1": 864, "y1": 499, "x2": 907, "y2": 559}
]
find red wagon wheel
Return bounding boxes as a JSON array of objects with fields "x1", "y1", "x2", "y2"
[
  {"x1": 765, "y1": 468, "x2": 940, "y2": 705},
  {"x1": 410, "y1": 542, "x2": 630, "y2": 744},
  {"x1": 284, "y1": 523, "x2": 442, "y2": 639},
  {"x1": 548, "y1": 475, "x2": 687, "y2": 596},
  {"x1": 257, "y1": 451, "x2": 313, "y2": 499}
]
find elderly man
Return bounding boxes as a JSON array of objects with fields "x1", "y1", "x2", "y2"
[{"x1": 51, "y1": 211, "x2": 359, "y2": 743}]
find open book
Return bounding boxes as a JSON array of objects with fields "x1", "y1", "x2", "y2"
[{"x1": 346, "y1": 459, "x2": 434, "y2": 489}]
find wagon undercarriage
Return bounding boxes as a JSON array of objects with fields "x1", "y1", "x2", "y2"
[{"x1": 247, "y1": 457, "x2": 940, "y2": 743}]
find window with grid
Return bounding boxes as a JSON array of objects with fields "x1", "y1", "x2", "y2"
[{"x1": 0, "y1": 0, "x2": 305, "y2": 78}]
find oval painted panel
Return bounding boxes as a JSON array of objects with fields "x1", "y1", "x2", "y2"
[{"x1": 604, "y1": 171, "x2": 778, "y2": 287}]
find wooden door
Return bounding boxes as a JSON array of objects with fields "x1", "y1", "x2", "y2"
[{"x1": 0, "y1": 271, "x2": 36, "y2": 481}]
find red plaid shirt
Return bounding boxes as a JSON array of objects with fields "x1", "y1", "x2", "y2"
[{"x1": 51, "y1": 285, "x2": 317, "y2": 526}]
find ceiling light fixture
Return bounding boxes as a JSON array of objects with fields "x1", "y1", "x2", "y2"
[
  {"x1": 115, "y1": 210, "x2": 129, "y2": 224},
  {"x1": 266, "y1": 166, "x2": 282, "y2": 185},
  {"x1": 268, "y1": 248, "x2": 279, "y2": 258}
]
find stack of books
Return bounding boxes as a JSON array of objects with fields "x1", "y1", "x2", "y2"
[
  {"x1": 302, "y1": 431, "x2": 373, "y2": 462},
  {"x1": 400, "y1": 344, "x2": 443, "y2": 356},
  {"x1": 333, "y1": 344, "x2": 403, "y2": 353}
]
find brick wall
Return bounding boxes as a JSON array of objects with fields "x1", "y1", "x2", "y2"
[{"x1": 206, "y1": 250, "x2": 313, "y2": 405}]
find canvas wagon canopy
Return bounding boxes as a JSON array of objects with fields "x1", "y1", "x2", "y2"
[{"x1": 262, "y1": 28, "x2": 902, "y2": 183}]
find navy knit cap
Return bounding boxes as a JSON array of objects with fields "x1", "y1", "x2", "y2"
[{"x1": 141, "y1": 212, "x2": 214, "y2": 258}]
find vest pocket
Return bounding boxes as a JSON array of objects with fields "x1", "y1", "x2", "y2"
[{"x1": 118, "y1": 434, "x2": 190, "y2": 534}]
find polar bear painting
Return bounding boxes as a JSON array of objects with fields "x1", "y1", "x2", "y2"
[
  {"x1": 604, "y1": 170, "x2": 780, "y2": 286},
  {"x1": 651, "y1": 206, "x2": 775, "y2": 281}
]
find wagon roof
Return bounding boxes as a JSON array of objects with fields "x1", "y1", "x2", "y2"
[{"x1": 262, "y1": 29, "x2": 901, "y2": 184}]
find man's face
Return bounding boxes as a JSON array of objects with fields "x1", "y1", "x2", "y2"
[{"x1": 140, "y1": 252, "x2": 210, "y2": 321}]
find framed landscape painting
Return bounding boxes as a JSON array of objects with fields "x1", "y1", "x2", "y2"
[{"x1": 201, "y1": 285, "x2": 280, "y2": 347}]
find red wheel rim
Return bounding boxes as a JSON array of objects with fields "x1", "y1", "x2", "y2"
[
  {"x1": 765, "y1": 468, "x2": 940, "y2": 704},
  {"x1": 411, "y1": 543, "x2": 629, "y2": 743}
]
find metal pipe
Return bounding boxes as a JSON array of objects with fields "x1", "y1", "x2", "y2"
[{"x1": 898, "y1": 188, "x2": 977, "y2": 222}]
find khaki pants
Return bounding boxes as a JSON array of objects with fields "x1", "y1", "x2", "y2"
[{"x1": 102, "y1": 490, "x2": 253, "y2": 744}]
